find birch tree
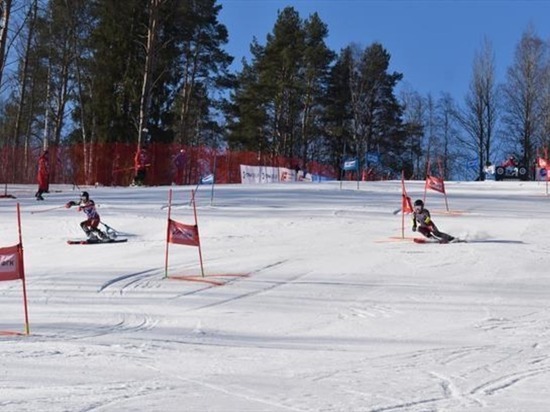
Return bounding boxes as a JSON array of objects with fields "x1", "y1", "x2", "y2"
[
  {"x1": 454, "y1": 37, "x2": 499, "y2": 180},
  {"x1": 501, "y1": 26, "x2": 548, "y2": 168},
  {"x1": 0, "y1": 0, "x2": 12, "y2": 89}
]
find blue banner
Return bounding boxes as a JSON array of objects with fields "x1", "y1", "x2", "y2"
[
  {"x1": 200, "y1": 174, "x2": 214, "y2": 184},
  {"x1": 342, "y1": 159, "x2": 358, "y2": 171},
  {"x1": 365, "y1": 152, "x2": 380, "y2": 165}
]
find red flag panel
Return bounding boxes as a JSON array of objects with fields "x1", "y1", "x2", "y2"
[
  {"x1": 168, "y1": 219, "x2": 200, "y2": 247},
  {"x1": 426, "y1": 175, "x2": 446, "y2": 194},
  {"x1": 402, "y1": 194, "x2": 413, "y2": 214},
  {"x1": 401, "y1": 173, "x2": 413, "y2": 214},
  {"x1": 0, "y1": 245, "x2": 23, "y2": 282}
]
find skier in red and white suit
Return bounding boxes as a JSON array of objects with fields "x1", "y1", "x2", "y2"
[{"x1": 65, "y1": 191, "x2": 107, "y2": 240}]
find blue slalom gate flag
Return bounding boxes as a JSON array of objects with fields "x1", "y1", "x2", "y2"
[
  {"x1": 342, "y1": 159, "x2": 358, "y2": 171},
  {"x1": 365, "y1": 152, "x2": 380, "y2": 165},
  {"x1": 200, "y1": 174, "x2": 214, "y2": 184}
]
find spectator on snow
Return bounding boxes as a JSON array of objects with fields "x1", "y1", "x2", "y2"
[
  {"x1": 173, "y1": 149, "x2": 186, "y2": 185},
  {"x1": 133, "y1": 146, "x2": 150, "y2": 186},
  {"x1": 294, "y1": 164, "x2": 302, "y2": 181},
  {"x1": 35, "y1": 149, "x2": 50, "y2": 201}
]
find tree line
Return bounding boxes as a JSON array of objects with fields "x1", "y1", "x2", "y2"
[{"x1": 0, "y1": 1, "x2": 549, "y2": 181}]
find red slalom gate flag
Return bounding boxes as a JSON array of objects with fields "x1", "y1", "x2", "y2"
[
  {"x1": 167, "y1": 219, "x2": 200, "y2": 247},
  {"x1": 400, "y1": 171, "x2": 413, "y2": 214},
  {"x1": 426, "y1": 175, "x2": 446, "y2": 194},
  {"x1": 402, "y1": 194, "x2": 413, "y2": 214},
  {"x1": 0, "y1": 244, "x2": 23, "y2": 282}
]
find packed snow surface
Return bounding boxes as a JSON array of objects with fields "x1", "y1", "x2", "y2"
[{"x1": 1, "y1": 180, "x2": 550, "y2": 411}]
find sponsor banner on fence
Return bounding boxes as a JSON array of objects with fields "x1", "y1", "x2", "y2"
[
  {"x1": 241, "y1": 165, "x2": 303, "y2": 184},
  {"x1": 279, "y1": 167, "x2": 297, "y2": 182},
  {"x1": 297, "y1": 171, "x2": 313, "y2": 182},
  {"x1": 240, "y1": 165, "x2": 279, "y2": 184},
  {"x1": 535, "y1": 167, "x2": 549, "y2": 181},
  {"x1": 342, "y1": 159, "x2": 358, "y2": 171}
]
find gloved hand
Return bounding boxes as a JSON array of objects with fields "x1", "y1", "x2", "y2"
[{"x1": 65, "y1": 201, "x2": 76, "y2": 208}]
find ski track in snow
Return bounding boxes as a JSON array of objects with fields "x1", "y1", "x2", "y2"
[{"x1": 97, "y1": 268, "x2": 162, "y2": 293}]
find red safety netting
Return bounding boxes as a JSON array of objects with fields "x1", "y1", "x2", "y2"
[{"x1": 0, "y1": 143, "x2": 337, "y2": 186}]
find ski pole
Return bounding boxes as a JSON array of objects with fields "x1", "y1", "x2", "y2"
[
  {"x1": 188, "y1": 177, "x2": 202, "y2": 205},
  {"x1": 101, "y1": 222, "x2": 116, "y2": 231},
  {"x1": 100, "y1": 222, "x2": 120, "y2": 235},
  {"x1": 30, "y1": 205, "x2": 67, "y2": 214}
]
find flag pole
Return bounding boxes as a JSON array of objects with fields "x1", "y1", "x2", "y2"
[
  {"x1": 423, "y1": 158, "x2": 430, "y2": 203},
  {"x1": 191, "y1": 190, "x2": 205, "y2": 277},
  {"x1": 210, "y1": 155, "x2": 217, "y2": 206},
  {"x1": 164, "y1": 189, "x2": 173, "y2": 278},
  {"x1": 438, "y1": 158, "x2": 450, "y2": 212},
  {"x1": 545, "y1": 147, "x2": 549, "y2": 195},
  {"x1": 17, "y1": 203, "x2": 30, "y2": 335},
  {"x1": 401, "y1": 171, "x2": 405, "y2": 239}
]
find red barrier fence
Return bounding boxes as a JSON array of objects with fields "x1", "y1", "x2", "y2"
[{"x1": 0, "y1": 143, "x2": 337, "y2": 186}]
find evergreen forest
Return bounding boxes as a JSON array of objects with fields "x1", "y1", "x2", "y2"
[{"x1": 1, "y1": 0, "x2": 550, "y2": 182}]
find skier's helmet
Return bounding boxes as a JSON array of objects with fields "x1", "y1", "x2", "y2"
[
  {"x1": 414, "y1": 199, "x2": 424, "y2": 211},
  {"x1": 80, "y1": 191, "x2": 89, "y2": 201}
]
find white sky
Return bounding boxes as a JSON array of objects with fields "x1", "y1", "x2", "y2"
[{"x1": 1, "y1": 180, "x2": 550, "y2": 411}]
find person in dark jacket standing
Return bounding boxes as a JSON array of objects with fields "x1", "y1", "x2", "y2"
[
  {"x1": 132, "y1": 146, "x2": 149, "y2": 186},
  {"x1": 173, "y1": 149, "x2": 186, "y2": 185}
]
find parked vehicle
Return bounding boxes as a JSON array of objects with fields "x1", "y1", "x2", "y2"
[{"x1": 495, "y1": 156, "x2": 529, "y2": 181}]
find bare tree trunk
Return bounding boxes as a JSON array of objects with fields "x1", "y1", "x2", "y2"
[
  {"x1": 179, "y1": 47, "x2": 199, "y2": 145},
  {"x1": 502, "y1": 28, "x2": 547, "y2": 170},
  {"x1": 137, "y1": 0, "x2": 163, "y2": 148},
  {"x1": 12, "y1": 0, "x2": 38, "y2": 181},
  {"x1": 43, "y1": 62, "x2": 51, "y2": 149},
  {"x1": 0, "y1": 0, "x2": 12, "y2": 89},
  {"x1": 69, "y1": 2, "x2": 92, "y2": 184},
  {"x1": 455, "y1": 38, "x2": 498, "y2": 180}
]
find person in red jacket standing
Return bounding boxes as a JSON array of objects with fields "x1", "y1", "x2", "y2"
[{"x1": 35, "y1": 149, "x2": 50, "y2": 201}]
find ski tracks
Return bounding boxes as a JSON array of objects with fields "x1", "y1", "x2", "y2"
[
  {"x1": 361, "y1": 344, "x2": 550, "y2": 411},
  {"x1": 184, "y1": 261, "x2": 310, "y2": 312},
  {"x1": 168, "y1": 259, "x2": 294, "y2": 309},
  {"x1": 98, "y1": 267, "x2": 162, "y2": 294},
  {"x1": 79, "y1": 260, "x2": 298, "y2": 340}
]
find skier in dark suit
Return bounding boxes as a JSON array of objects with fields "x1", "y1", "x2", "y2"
[{"x1": 412, "y1": 199, "x2": 455, "y2": 243}]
